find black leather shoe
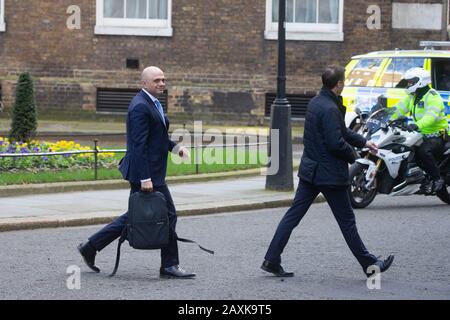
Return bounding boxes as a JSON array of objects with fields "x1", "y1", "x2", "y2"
[
  {"x1": 160, "y1": 265, "x2": 196, "y2": 279},
  {"x1": 77, "y1": 241, "x2": 100, "y2": 273},
  {"x1": 365, "y1": 254, "x2": 394, "y2": 278},
  {"x1": 261, "y1": 260, "x2": 294, "y2": 277}
]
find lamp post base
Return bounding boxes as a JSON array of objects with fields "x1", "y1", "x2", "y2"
[{"x1": 265, "y1": 98, "x2": 294, "y2": 191}]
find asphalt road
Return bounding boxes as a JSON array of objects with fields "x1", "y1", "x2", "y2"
[{"x1": 0, "y1": 194, "x2": 449, "y2": 300}]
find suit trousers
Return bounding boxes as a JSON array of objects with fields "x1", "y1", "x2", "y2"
[
  {"x1": 264, "y1": 179, "x2": 377, "y2": 271},
  {"x1": 88, "y1": 183, "x2": 179, "y2": 268}
]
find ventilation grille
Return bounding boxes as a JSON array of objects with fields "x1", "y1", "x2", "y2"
[
  {"x1": 126, "y1": 59, "x2": 140, "y2": 69},
  {"x1": 265, "y1": 93, "x2": 316, "y2": 119},
  {"x1": 97, "y1": 88, "x2": 168, "y2": 113}
]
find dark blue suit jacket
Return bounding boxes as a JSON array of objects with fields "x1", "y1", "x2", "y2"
[
  {"x1": 119, "y1": 90, "x2": 176, "y2": 186},
  {"x1": 299, "y1": 88, "x2": 367, "y2": 187}
]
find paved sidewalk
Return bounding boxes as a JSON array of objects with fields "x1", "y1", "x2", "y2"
[
  {"x1": 0, "y1": 173, "x2": 324, "y2": 232},
  {"x1": 0, "y1": 118, "x2": 305, "y2": 137}
]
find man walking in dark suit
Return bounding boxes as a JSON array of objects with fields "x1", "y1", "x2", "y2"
[
  {"x1": 78, "y1": 66, "x2": 195, "y2": 278},
  {"x1": 261, "y1": 66, "x2": 394, "y2": 278}
]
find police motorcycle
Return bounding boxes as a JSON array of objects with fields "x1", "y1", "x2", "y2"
[
  {"x1": 352, "y1": 98, "x2": 386, "y2": 134},
  {"x1": 351, "y1": 106, "x2": 371, "y2": 134},
  {"x1": 348, "y1": 106, "x2": 450, "y2": 209},
  {"x1": 346, "y1": 95, "x2": 388, "y2": 132}
]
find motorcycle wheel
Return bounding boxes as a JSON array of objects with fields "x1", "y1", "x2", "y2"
[
  {"x1": 436, "y1": 183, "x2": 450, "y2": 205},
  {"x1": 348, "y1": 162, "x2": 378, "y2": 209}
]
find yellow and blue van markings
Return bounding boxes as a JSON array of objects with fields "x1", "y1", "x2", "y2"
[
  {"x1": 344, "y1": 51, "x2": 450, "y2": 127},
  {"x1": 343, "y1": 86, "x2": 450, "y2": 126}
]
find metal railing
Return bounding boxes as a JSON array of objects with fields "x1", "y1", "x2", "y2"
[{"x1": 0, "y1": 139, "x2": 269, "y2": 179}]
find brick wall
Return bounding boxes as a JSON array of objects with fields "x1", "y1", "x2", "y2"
[{"x1": 0, "y1": 0, "x2": 447, "y2": 123}]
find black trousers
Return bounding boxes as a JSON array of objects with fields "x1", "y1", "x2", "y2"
[
  {"x1": 265, "y1": 179, "x2": 377, "y2": 271},
  {"x1": 416, "y1": 137, "x2": 445, "y2": 180},
  {"x1": 88, "y1": 183, "x2": 179, "y2": 268}
]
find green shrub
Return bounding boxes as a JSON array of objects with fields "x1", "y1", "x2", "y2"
[{"x1": 9, "y1": 72, "x2": 38, "y2": 143}]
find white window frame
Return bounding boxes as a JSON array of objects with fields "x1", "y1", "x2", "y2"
[
  {"x1": 95, "y1": 0, "x2": 172, "y2": 37},
  {"x1": 0, "y1": 0, "x2": 5, "y2": 32},
  {"x1": 446, "y1": 0, "x2": 450, "y2": 36},
  {"x1": 264, "y1": 0, "x2": 344, "y2": 41}
]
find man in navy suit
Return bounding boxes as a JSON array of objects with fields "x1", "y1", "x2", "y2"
[
  {"x1": 261, "y1": 66, "x2": 394, "y2": 279},
  {"x1": 78, "y1": 66, "x2": 195, "y2": 278}
]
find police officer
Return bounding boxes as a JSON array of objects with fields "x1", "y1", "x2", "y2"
[{"x1": 394, "y1": 67, "x2": 448, "y2": 194}]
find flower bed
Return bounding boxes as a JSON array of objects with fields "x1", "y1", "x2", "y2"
[{"x1": 0, "y1": 137, "x2": 119, "y2": 172}]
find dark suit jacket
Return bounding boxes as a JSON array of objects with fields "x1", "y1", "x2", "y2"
[
  {"x1": 119, "y1": 90, "x2": 177, "y2": 186},
  {"x1": 299, "y1": 88, "x2": 367, "y2": 187}
]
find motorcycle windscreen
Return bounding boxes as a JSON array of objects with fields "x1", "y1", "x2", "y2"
[{"x1": 365, "y1": 107, "x2": 398, "y2": 134}]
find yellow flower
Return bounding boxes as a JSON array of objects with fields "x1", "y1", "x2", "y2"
[{"x1": 99, "y1": 152, "x2": 115, "y2": 159}]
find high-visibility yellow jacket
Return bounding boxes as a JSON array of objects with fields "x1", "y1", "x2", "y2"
[{"x1": 395, "y1": 88, "x2": 448, "y2": 135}]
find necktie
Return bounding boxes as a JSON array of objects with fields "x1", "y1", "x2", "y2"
[{"x1": 154, "y1": 100, "x2": 166, "y2": 126}]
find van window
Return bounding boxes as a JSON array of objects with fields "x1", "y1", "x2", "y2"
[
  {"x1": 432, "y1": 59, "x2": 450, "y2": 91},
  {"x1": 345, "y1": 58, "x2": 383, "y2": 87},
  {"x1": 382, "y1": 57, "x2": 425, "y2": 88}
]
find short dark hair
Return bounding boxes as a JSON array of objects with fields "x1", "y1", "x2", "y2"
[{"x1": 322, "y1": 65, "x2": 345, "y2": 90}]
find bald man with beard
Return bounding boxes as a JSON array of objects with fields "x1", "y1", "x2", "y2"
[{"x1": 78, "y1": 66, "x2": 195, "y2": 279}]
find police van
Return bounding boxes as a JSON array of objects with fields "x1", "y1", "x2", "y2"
[{"x1": 343, "y1": 41, "x2": 450, "y2": 129}]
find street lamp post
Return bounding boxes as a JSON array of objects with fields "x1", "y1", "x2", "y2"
[{"x1": 265, "y1": 0, "x2": 294, "y2": 191}]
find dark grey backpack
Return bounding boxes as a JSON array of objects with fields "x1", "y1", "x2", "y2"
[
  {"x1": 127, "y1": 191, "x2": 170, "y2": 250},
  {"x1": 110, "y1": 191, "x2": 213, "y2": 277}
]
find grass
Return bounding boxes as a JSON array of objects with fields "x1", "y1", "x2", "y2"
[
  {"x1": 0, "y1": 168, "x2": 122, "y2": 185},
  {"x1": 0, "y1": 148, "x2": 268, "y2": 186}
]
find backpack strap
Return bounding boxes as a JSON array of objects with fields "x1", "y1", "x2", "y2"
[
  {"x1": 109, "y1": 226, "x2": 128, "y2": 277},
  {"x1": 176, "y1": 236, "x2": 215, "y2": 255},
  {"x1": 169, "y1": 223, "x2": 214, "y2": 255}
]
